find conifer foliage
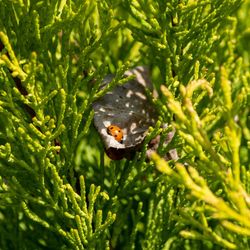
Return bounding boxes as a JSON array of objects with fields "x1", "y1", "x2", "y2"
[{"x1": 0, "y1": 1, "x2": 249, "y2": 249}]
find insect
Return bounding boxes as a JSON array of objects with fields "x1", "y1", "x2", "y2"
[{"x1": 107, "y1": 125, "x2": 123, "y2": 143}]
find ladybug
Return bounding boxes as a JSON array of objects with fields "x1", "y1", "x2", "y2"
[{"x1": 107, "y1": 125, "x2": 123, "y2": 143}]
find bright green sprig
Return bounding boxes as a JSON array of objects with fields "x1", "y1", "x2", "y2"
[
  {"x1": 93, "y1": 65, "x2": 134, "y2": 101},
  {"x1": 79, "y1": 176, "x2": 88, "y2": 214},
  {"x1": 0, "y1": 32, "x2": 19, "y2": 66},
  {"x1": 161, "y1": 83, "x2": 227, "y2": 173},
  {"x1": 0, "y1": 32, "x2": 27, "y2": 80},
  {"x1": 71, "y1": 228, "x2": 85, "y2": 250},
  {"x1": 49, "y1": 124, "x2": 65, "y2": 141},
  {"x1": 52, "y1": 177, "x2": 116, "y2": 248},
  {"x1": 222, "y1": 220, "x2": 250, "y2": 236},
  {"x1": 66, "y1": 184, "x2": 88, "y2": 218},
  {"x1": 78, "y1": 20, "x2": 126, "y2": 68},
  {"x1": 17, "y1": 126, "x2": 43, "y2": 152},
  {"x1": 221, "y1": 67, "x2": 241, "y2": 184},
  {"x1": 48, "y1": 161, "x2": 63, "y2": 201},
  {"x1": 57, "y1": 88, "x2": 66, "y2": 127},
  {"x1": 128, "y1": 3, "x2": 160, "y2": 36},
  {"x1": 57, "y1": 228, "x2": 76, "y2": 247},
  {"x1": 39, "y1": 89, "x2": 58, "y2": 108},
  {"x1": 78, "y1": 109, "x2": 94, "y2": 141},
  {"x1": 180, "y1": 229, "x2": 236, "y2": 249},
  {"x1": 143, "y1": 120, "x2": 162, "y2": 151},
  {"x1": 22, "y1": 201, "x2": 50, "y2": 229},
  {"x1": 29, "y1": 123, "x2": 47, "y2": 140},
  {"x1": 91, "y1": 211, "x2": 116, "y2": 240},
  {"x1": 152, "y1": 153, "x2": 250, "y2": 237},
  {"x1": 88, "y1": 184, "x2": 101, "y2": 224},
  {"x1": 95, "y1": 210, "x2": 103, "y2": 230},
  {"x1": 75, "y1": 215, "x2": 88, "y2": 245},
  {"x1": 0, "y1": 143, "x2": 11, "y2": 160}
]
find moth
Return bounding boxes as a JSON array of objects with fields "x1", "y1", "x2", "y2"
[{"x1": 93, "y1": 66, "x2": 157, "y2": 160}]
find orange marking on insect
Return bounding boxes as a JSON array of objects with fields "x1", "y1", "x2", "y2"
[{"x1": 107, "y1": 125, "x2": 123, "y2": 143}]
